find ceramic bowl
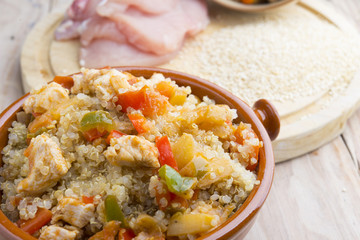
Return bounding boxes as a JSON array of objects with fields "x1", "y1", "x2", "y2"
[
  {"x1": 0, "y1": 67, "x2": 280, "y2": 240},
  {"x1": 212, "y1": 0, "x2": 298, "y2": 12}
]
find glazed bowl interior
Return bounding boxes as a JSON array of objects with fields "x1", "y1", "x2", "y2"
[{"x1": 0, "y1": 67, "x2": 275, "y2": 240}]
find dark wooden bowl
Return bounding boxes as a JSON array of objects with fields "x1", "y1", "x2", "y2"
[{"x1": 0, "y1": 67, "x2": 280, "y2": 240}]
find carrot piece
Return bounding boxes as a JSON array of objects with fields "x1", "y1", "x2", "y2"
[
  {"x1": 127, "y1": 113, "x2": 150, "y2": 134},
  {"x1": 155, "y1": 136, "x2": 178, "y2": 171},
  {"x1": 106, "y1": 130, "x2": 125, "y2": 145},
  {"x1": 53, "y1": 76, "x2": 74, "y2": 89},
  {"x1": 19, "y1": 208, "x2": 52, "y2": 235},
  {"x1": 89, "y1": 221, "x2": 120, "y2": 240}
]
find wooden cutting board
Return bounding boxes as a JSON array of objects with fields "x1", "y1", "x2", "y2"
[{"x1": 20, "y1": 0, "x2": 360, "y2": 162}]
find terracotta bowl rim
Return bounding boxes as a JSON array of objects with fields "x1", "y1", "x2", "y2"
[
  {"x1": 0, "y1": 66, "x2": 275, "y2": 240},
  {"x1": 212, "y1": 0, "x2": 299, "y2": 12}
]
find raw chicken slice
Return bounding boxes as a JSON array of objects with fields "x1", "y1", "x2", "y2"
[
  {"x1": 181, "y1": 0, "x2": 210, "y2": 36},
  {"x1": 80, "y1": 39, "x2": 178, "y2": 68},
  {"x1": 39, "y1": 225, "x2": 78, "y2": 240},
  {"x1": 55, "y1": 0, "x2": 177, "y2": 41},
  {"x1": 23, "y1": 82, "x2": 69, "y2": 115},
  {"x1": 55, "y1": 0, "x2": 103, "y2": 40},
  {"x1": 55, "y1": 0, "x2": 208, "y2": 67},
  {"x1": 52, "y1": 197, "x2": 95, "y2": 228},
  {"x1": 67, "y1": 0, "x2": 102, "y2": 21},
  {"x1": 97, "y1": 0, "x2": 209, "y2": 55},
  {"x1": 55, "y1": 19, "x2": 82, "y2": 40},
  {"x1": 79, "y1": 17, "x2": 126, "y2": 46},
  {"x1": 16, "y1": 135, "x2": 70, "y2": 194},
  {"x1": 104, "y1": 135, "x2": 160, "y2": 168},
  {"x1": 102, "y1": 0, "x2": 178, "y2": 15}
]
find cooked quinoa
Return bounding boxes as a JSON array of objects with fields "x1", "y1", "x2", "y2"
[{"x1": 0, "y1": 68, "x2": 261, "y2": 239}]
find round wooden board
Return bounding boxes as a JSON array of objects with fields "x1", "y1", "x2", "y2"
[{"x1": 20, "y1": 0, "x2": 360, "y2": 162}]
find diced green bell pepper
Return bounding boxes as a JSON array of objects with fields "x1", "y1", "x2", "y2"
[
  {"x1": 104, "y1": 195, "x2": 128, "y2": 228},
  {"x1": 80, "y1": 110, "x2": 114, "y2": 132},
  {"x1": 158, "y1": 165, "x2": 196, "y2": 196},
  {"x1": 26, "y1": 127, "x2": 48, "y2": 139}
]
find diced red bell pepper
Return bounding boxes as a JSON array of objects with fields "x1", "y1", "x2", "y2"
[
  {"x1": 83, "y1": 128, "x2": 107, "y2": 142},
  {"x1": 82, "y1": 195, "x2": 95, "y2": 204},
  {"x1": 106, "y1": 130, "x2": 125, "y2": 145},
  {"x1": 155, "y1": 136, "x2": 178, "y2": 171},
  {"x1": 19, "y1": 208, "x2": 52, "y2": 235},
  {"x1": 116, "y1": 86, "x2": 168, "y2": 116},
  {"x1": 53, "y1": 76, "x2": 74, "y2": 89},
  {"x1": 127, "y1": 113, "x2": 150, "y2": 134},
  {"x1": 118, "y1": 228, "x2": 136, "y2": 240}
]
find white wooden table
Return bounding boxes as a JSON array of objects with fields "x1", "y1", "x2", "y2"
[{"x1": 0, "y1": 0, "x2": 359, "y2": 239}]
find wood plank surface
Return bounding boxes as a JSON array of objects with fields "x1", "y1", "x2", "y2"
[
  {"x1": 0, "y1": 0, "x2": 359, "y2": 240},
  {"x1": 0, "y1": 0, "x2": 50, "y2": 112},
  {"x1": 245, "y1": 1, "x2": 360, "y2": 237}
]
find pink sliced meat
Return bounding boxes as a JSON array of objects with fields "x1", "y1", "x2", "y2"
[
  {"x1": 55, "y1": 19, "x2": 82, "y2": 40},
  {"x1": 67, "y1": 0, "x2": 103, "y2": 21},
  {"x1": 80, "y1": 39, "x2": 178, "y2": 68},
  {"x1": 103, "y1": 0, "x2": 178, "y2": 14},
  {"x1": 55, "y1": 0, "x2": 103, "y2": 40},
  {"x1": 182, "y1": 0, "x2": 209, "y2": 36},
  {"x1": 55, "y1": 0, "x2": 209, "y2": 67},
  {"x1": 97, "y1": 0, "x2": 209, "y2": 55},
  {"x1": 79, "y1": 17, "x2": 126, "y2": 46}
]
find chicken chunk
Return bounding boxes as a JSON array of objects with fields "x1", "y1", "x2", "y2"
[
  {"x1": 104, "y1": 135, "x2": 160, "y2": 168},
  {"x1": 52, "y1": 197, "x2": 95, "y2": 228},
  {"x1": 16, "y1": 135, "x2": 70, "y2": 194},
  {"x1": 39, "y1": 225, "x2": 78, "y2": 240},
  {"x1": 71, "y1": 68, "x2": 131, "y2": 102},
  {"x1": 197, "y1": 158, "x2": 234, "y2": 189},
  {"x1": 23, "y1": 82, "x2": 69, "y2": 114},
  {"x1": 182, "y1": 104, "x2": 236, "y2": 138}
]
